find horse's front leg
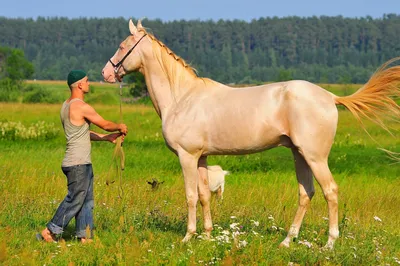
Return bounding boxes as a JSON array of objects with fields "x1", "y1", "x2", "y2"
[
  {"x1": 197, "y1": 156, "x2": 212, "y2": 239},
  {"x1": 179, "y1": 151, "x2": 200, "y2": 242}
]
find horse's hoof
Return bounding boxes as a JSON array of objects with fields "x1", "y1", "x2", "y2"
[
  {"x1": 279, "y1": 240, "x2": 290, "y2": 248},
  {"x1": 323, "y1": 242, "x2": 334, "y2": 250},
  {"x1": 200, "y1": 232, "x2": 211, "y2": 241},
  {"x1": 181, "y1": 233, "x2": 193, "y2": 243}
]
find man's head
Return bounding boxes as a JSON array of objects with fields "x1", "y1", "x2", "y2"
[{"x1": 67, "y1": 70, "x2": 89, "y2": 93}]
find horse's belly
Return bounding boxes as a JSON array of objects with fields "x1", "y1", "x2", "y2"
[{"x1": 204, "y1": 125, "x2": 283, "y2": 155}]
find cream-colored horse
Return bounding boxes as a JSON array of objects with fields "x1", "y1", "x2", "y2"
[{"x1": 102, "y1": 19, "x2": 400, "y2": 249}]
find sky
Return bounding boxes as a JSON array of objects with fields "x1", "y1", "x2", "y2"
[{"x1": 0, "y1": 0, "x2": 398, "y2": 21}]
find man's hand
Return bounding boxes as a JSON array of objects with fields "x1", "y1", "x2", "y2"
[
  {"x1": 118, "y1": 123, "x2": 128, "y2": 135},
  {"x1": 106, "y1": 133, "x2": 125, "y2": 144}
]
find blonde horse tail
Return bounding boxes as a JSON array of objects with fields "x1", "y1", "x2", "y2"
[{"x1": 334, "y1": 57, "x2": 400, "y2": 134}]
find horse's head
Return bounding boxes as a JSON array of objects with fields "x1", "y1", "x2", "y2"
[{"x1": 102, "y1": 19, "x2": 148, "y2": 83}]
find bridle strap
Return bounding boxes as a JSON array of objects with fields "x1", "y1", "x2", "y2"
[{"x1": 109, "y1": 34, "x2": 148, "y2": 73}]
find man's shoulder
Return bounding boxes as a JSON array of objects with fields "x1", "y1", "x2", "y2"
[
  {"x1": 69, "y1": 99, "x2": 90, "y2": 109},
  {"x1": 69, "y1": 100, "x2": 94, "y2": 116}
]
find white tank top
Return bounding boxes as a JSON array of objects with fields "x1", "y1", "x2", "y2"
[{"x1": 60, "y1": 99, "x2": 91, "y2": 167}]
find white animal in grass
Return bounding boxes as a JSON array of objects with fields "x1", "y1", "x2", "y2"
[{"x1": 207, "y1": 165, "x2": 230, "y2": 200}]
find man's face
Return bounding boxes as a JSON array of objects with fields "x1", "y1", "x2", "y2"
[{"x1": 79, "y1": 77, "x2": 90, "y2": 94}]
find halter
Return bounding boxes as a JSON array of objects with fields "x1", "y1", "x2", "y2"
[{"x1": 109, "y1": 34, "x2": 148, "y2": 75}]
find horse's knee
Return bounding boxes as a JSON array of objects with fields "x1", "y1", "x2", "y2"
[{"x1": 186, "y1": 194, "x2": 198, "y2": 208}]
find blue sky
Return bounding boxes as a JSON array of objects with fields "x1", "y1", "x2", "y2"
[{"x1": 0, "y1": 0, "x2": 398, "y2": 21}]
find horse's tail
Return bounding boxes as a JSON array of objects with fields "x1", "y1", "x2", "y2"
[{"x1": 334, "y1": 57, "x2": 400, "y2": 133}]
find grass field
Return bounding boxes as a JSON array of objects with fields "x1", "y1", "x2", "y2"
[{"x1": 0, "y1": 82, "x2": 399, "y2": 265}]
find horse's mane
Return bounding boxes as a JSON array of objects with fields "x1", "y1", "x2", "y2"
[
  {"x1": 138, "y1": 28, "x2": 216, "y2": 94},
  {"x1": 146, "y1": 32, "x2": 197, "y2": 75}
]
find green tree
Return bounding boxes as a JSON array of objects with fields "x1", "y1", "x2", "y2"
[
  {"x1": 125, "y1": 72, "x2": 148, "y2": 98},
  {"x1": 0, "y1": 46, "x2": 34, "y2": 81},
  {"x1": 276, "y1": 69, "x2": 293, "y2": 82},
  {"x1": 0, "y1": 46, "x2": 35, "y2": 102}
]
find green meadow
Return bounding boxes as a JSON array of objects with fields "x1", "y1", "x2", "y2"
[{"x1": 0, "y1": 82, "x2": 399, "y2": 265}]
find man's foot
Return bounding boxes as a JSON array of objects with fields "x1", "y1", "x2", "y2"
[
  {"x1": 38, "y1": 228, "x2": 57, "y2": 243},
  {"x1": 80, "y1": 238, "x2": 93, "y2": 244}
]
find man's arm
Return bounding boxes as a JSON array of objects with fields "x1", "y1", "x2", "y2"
[
  {"x1": 82, "y1": 104, "x2": 128, "y2": 134},
  {"x1": 90, "y1": 131, "x2": 124, "y2": 143}
]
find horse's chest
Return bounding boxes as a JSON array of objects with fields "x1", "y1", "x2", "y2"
[{"x1": 162, "y1": 121, "x2": 205, "y2": 153}]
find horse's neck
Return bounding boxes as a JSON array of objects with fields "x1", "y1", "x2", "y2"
[
  {"x1": 142, "y1": 66, "x2": 169, "y2": 118},
  {"x1": 142, "y1": 50, "x2": 198, "y2": 118}
]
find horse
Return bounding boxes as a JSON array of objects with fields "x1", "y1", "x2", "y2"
[{"x1": 102, "y1": 19, "x2": 400, "y2": 249}]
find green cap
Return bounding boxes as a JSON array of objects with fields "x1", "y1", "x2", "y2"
[{"x1": 67, "y1": 70, "x2": 87, "y2": 86}]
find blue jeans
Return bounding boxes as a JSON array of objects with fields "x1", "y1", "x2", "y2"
[{"x1": 47, "y1": 164, "x2": 94, "y2": 239}]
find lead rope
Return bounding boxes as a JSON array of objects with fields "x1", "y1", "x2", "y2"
[
  {"x1": 113, "y1": 82, "x2": 125, "y2": 199},
  {"x1": 113, "y1": 82, "x2": 128, "y2": 231}
]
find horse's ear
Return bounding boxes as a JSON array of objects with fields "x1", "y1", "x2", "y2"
[
  {"x1": 137, "y1": 19, "x2": 143, "y2": 29},
  {"x1": 129, "y1": 19, "x2": 138, "y2": 35}
]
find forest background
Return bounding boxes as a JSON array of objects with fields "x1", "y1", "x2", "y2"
[{"x1": 1, "y1": 14, "x2": 400, "y2": 86}]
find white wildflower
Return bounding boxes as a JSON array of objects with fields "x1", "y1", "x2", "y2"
[
  {"x1": 222, "y1": 230, "x2": 230, "y2": 235},
  {"x1": 230, "y1": 223, "x2": 240, "y2": 230},
  {"x1": 232, "y1": 231, "x2": 240, "y2": 238},
  {"x1": 251, "y1": 220, "x2": 260, "y2": 227},
  {"x1": 238, "y1": 240, "x2": 248, "y2": 248}
]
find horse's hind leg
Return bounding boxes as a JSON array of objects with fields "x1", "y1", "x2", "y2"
[
  {"x1": 288, "y1": 142, "x2": 339, "y2": 249},
  {"x1": 197, "y1": 156, "x2": 213, "y2": 238},
  {"x1": 280, "y1": 148, "x2": 315, "y2": 248},
  {"x1": 307, "y1": 159, "x2": 339, "y2": 249}
]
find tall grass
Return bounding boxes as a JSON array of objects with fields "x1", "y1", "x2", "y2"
[{"x1": 0, "y1": 90, "x2": 399, "y2": 265}]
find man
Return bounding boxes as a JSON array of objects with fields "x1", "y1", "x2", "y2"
[{"x1": 38, "y1": 70, "x2": 128, "y2": 243}]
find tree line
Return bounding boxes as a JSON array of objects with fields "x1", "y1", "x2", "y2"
[{"x1": 0, "y1": 14, "x2": 400, "y2": 84}]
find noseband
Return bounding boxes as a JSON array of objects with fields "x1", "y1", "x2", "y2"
[{"x1": 109, "y1": 34, "x2": 148, "y2": 75}]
